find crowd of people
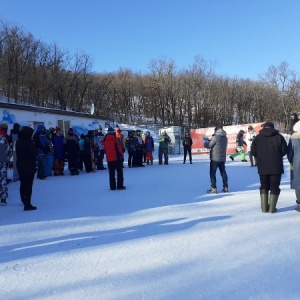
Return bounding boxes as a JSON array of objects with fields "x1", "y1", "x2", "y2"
[
  {"x1": 0, "y1": 123, "x2": 110, "y2": 209},
  {"x1": 2, "y1": 114, "x2": 300, "y2": 214},
  {"x1": 0, "y1": 123, "x2": 175, "y2": 210}
]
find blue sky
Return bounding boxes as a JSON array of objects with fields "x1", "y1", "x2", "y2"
[{"x1": 1, "y1": 0, "x2": 300, "y2": 79}]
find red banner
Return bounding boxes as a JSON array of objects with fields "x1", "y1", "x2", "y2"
[{"x1": 191, "y1": 123, "x2": 264, "y2": 155}]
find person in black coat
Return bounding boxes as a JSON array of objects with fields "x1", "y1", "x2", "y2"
[
  {"x1": 65, "y1": 128, "x2": 80, "y2": 175},
  {"x1": 251, "y1": 121, "x2": 288, "y2": 213},
  {"x1": 16, "y1": 126, "x2": 38, "y2": 211},
  {"x1": 125, "y1": 131, "x2": 138, "y2": 168},
  {"x1": 182, "y1": 132, "x2": 193, "y2": 164}
]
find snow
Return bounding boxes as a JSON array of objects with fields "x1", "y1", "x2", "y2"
[{"x1": 1, "y1": 130, "x2": 300, "y2": 299}]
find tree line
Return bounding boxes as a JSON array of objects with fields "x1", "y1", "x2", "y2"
[{"x1": 1, "y1": 20, "x2": 300, "y2": 131}]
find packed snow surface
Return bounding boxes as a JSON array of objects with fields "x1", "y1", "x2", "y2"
[{"x1": 1, "y1": 152, "x2": 299, "y2": 300}]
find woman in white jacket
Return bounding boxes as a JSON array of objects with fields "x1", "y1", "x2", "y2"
[{"x1": 245, "y1": 125, "x2": 257, "y2": 167}]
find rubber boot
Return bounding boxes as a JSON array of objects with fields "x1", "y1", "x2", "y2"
[
  {"x1": 269, "y1": 194, "x2": 279, "y2": 213},
  {"x1": 260, "y1": 193, "x2": 269, "y2": 213}
]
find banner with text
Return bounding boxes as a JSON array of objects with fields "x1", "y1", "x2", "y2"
[{"x1": 191, "y1": 123, "x2": 264, "y2": 155}]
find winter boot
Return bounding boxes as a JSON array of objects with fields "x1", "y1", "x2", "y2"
[
  {"x1": 0, "y1": 199, "x2": 7, "y2": 206},
  {"x1": 295, "y1": 200, "x2": 300, "y2": 212},
  {"x1": 269, "y1": 194, "x2": 279, "y2": 213},
  {"x1": 207, "y1": 187, "x2": 217, "y2": 194},
  {"x1": 260, "y1": 193, "x2": 269, "y2": 213},
  {"x1": 222, "y1": 187, "x2": 229, "y2": 193},
  {"x1": 229, "y1": 156, "x2": 234, "y2": 161},
  {"x1": 24, "y1": 204, "x2": 37, "y2": 211}
]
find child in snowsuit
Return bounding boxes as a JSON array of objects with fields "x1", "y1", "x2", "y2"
[
  {"x1": 144, "y1": 131, "x2": 154, "y2": 165},
  {"x1": 229, "y1": 130, "x2": 247, "y2": 162}
]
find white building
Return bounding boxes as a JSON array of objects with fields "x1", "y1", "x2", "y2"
[{"x1": 0, "y1": 102, "x2": 109, "y2": 137}]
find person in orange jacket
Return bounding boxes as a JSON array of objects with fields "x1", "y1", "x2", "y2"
[{"x1": 103, "y1": 127, "x2": 126, "y2": 190}]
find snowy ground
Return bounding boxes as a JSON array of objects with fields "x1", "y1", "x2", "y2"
[{"x1": 1, "y1": 152, "x2": 300, "y2": 300}]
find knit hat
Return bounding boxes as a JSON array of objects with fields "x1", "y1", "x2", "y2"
[
  {"x1": 13, "y1": 123, "x2": 21, "y2": 131},
  {"x1": 0, "y1": 123, "x2": 8, "y2": 129},
  {"x1": 293, "y1": 121, "x2": 300, "y2": 132},
  {"x1": 45, "y1": 129, "x2": 50, "y2": 137},
  {"x1": 262, "y1": 121, "x2": 274, "y2": 129},
  {"x1": 98, "y1": 125, "x2": 102, "y2": 130},
  {"x1": 214, "y1": 125, "x2": 223, "y2": 131},
  {"x1": 107, "y1": 127, "x2": 115, "y2": 134}
]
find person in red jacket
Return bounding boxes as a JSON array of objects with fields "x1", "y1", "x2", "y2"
[{"x1": 103, "y1": 127, "x2": 126, "y2": 190}]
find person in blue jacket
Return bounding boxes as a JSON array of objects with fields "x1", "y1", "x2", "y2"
[{"x1": 52, "y1": 127, "x2": 66, "y2": 176}]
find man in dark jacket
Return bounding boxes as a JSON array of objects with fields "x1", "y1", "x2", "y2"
[
  {"x1": 251, "y1": 121, "x2": 288, "y2": 213},
  {"x1": 204, "y1": 125, "x2": 228, "y2": 193},
  {"x1": 182, "y1": 132, "x2": 193, "y2": 164},
  {"x1": 125, "y1": 131, "x2": 138, "y2": 168},
  {"x1": 16, "y1": 126, "x2": 38, "y2": 211}
]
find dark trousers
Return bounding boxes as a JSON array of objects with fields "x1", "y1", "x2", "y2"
[
  {"x1": 128, "y1": 151, "x2": 136, "y2": 167},
  {"x1": 78, "y1": 151, "x2": 84, "y2": 171},
  {"x1": 19, "y1": 172, "x2": 35, "y2": 206},
  {"x1": 183, "y1": 147, "x2": 192, "y2": 162},
  {"x1": 158, "y1": 147, "x2": 168, "y2": 164},
  {"x1": 248, "y1": 151, "x2": 257, "y2": 166},
  {"x1": 136, "y1": 149, "x2": 144, "y2": 166},
  {"x1": 83, "y1": 154, "x2": 92, "y2": 173},
  {"x1": 259, "y1": 174, "x2": 281, "y2": 196},
  {"x1": 107, "y1": 160, "x2": 124, "y2": 189},
  {"x1": 209, "y1": 160, "x2": 228, "y2": 189},
  {"x1": 96, "y1": 149, "x2": 105, "y2": 169},
  {"x1": 37, "y1": 154, "x2": 46, "y2": 178},
  {"x1": 68, "y1": 155, "x2": 78, "y2": 173}
]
